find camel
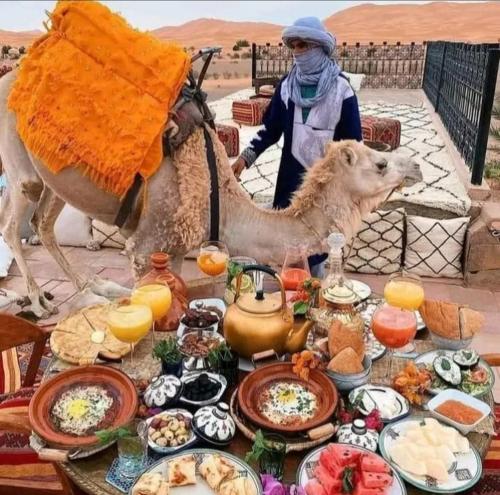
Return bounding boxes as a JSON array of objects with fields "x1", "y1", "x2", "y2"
[{"x1": 0, "y1": 69, "x2": 422, "y2": 318}]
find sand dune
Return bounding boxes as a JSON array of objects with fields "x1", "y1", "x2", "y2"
[{"x1": 2, "y1": 2, "x2": 499, "y2": 50}]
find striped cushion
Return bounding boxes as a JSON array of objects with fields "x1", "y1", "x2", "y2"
[
  {"x1": 232, "y1": 99, "x2": 270, "y2": 126},
  {"x1": 0, "y1": 388, "x2": 60, "y2": 491}
]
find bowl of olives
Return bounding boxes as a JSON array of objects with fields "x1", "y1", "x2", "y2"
[{"x1": 179, "y1": 371, "x2": 227, "y2": 407}]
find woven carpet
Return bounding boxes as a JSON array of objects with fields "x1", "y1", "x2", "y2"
[
  {"x1": 211, "y1": 89, "x2": 471, "y2": 217},
  {"x1": 470, "y1": 404, "x2": 500, "y2": 495}
]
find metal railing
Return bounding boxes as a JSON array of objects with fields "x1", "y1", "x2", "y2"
[
  {"x1": 423, "y1": 42, "x2": 500, "y2": 185},
  {"x1": 251, "y1": 42, "x2": 426, "y2": 90}
]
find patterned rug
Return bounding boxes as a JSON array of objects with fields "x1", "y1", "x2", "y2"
[
  {"x1": 210, "y1": 89, "x2": 471, "y2": 217},
  {"x1": 470, "y1": 405, "x2": 500, "y2": 495}
]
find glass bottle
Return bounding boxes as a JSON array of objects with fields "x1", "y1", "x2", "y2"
[
  {"x1": 138, "y1": 252, "x2": 188, "y2": 331},
  {"x1": 321, "y1": 233, "x2": 353, "y2": 293}
]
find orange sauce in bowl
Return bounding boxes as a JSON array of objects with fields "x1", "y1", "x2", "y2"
[{"x1": 435, "y1": 399, "x2": 483, "y2": 425}]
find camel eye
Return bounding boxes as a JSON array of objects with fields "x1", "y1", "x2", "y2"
[{"x1": 376, "y1": 159, "x2": 388, "y2": 171}]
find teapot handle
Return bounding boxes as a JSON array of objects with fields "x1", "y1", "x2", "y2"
[{"x1": 234, "y1": 264, "x2": 287, "y2": 310}]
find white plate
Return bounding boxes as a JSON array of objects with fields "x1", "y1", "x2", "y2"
[
  {"x1": 146, "y1": 409, "x2": 197, "y2": 454},
  {"x1": 351, "y1": 279, "x2": 372, "y2": 302},
  {"x1": 297, "y1": 443, "x2": 406, "y2": 495},
  {"x1": 349, "y1": 385, "x2": 410, "y2": 422},
  {"x1": 427, "y1": 389, "x2": 492, "y2": 435},
  {"x1": 129, "y1": 448, "x2": 262, "y2": 495},
  {"x1": 379, "y1": 417, "x2": 482, "y2": 493},
  {"x1": 414, "y1": 349, "x2": 495, "y2": 397}
]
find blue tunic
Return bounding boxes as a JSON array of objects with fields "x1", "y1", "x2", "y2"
[{"x1": 241, "y1": 73, "x2": 362, "y2": 267}]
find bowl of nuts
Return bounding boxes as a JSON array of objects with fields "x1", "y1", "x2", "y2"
[{"x1": 145, "y1": 409, "x2": 197, "y2": 454}]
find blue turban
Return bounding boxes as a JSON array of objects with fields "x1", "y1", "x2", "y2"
[{"x1": 282, "y1": 17, "x2": 336, "y2": 57}]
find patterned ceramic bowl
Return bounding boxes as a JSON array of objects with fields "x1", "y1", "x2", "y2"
[{"x1": 326, "y1": 356, "x2": 372, "y2": 392}]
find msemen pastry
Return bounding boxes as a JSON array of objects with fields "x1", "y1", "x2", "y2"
[
  {"x1": 132, "y1": 473, "x2": 169, "y2": 495},
  {"x1": 168, "y1": 454, "x2": 196, "y2": 486},
  {"x1": 199, "y1": 454, "x2": 235, "y2": 490},
  {"x1": 219, "y1": 477, "x2": 257, "y2": 495}
]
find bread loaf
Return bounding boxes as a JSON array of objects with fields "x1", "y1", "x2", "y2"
[{"x1": 327, "y1": 347, "x2": 364, "y2": 374}]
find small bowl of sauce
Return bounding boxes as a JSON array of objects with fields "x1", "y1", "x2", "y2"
[{"x1": 428, "y1": 389, "x2": 491, "y2": 435}]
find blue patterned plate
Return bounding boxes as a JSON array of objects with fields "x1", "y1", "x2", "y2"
[{"x1": 379, "y1": 417, "x2": 482, "y2": 493}]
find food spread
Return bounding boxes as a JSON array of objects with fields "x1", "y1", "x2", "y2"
[
  {"x1": 435, "y1": 400, "x2": 483, "y2": 425},
  {"x1": 258, "y1": 381, "x2": 318, "y2": 426},
  {"x1": 50, "y1": 383, "x2": 118, "y2": 437},
  {"x1": 180, "y1": 333, "x2": 222, "y2": 358},
  {"x1": 148, "y1": 412, "x2": 192, "y2": 448}
]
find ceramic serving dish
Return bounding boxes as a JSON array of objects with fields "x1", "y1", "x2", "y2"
[
  {"x1": 429, "y1": 332, "x2": 472, "y2": 351},
  {"x1": 427, "y1": 389, "x2": 491, "y2": 435},
  {"x1": 143, "y1": 375, "x2": 183, "y2": 409},
  {"x1": 326, "y1": 356, "x2": 372, "y2": 392},
  {"x1": 188, "y1": 298, "x2": 226, "y2": 318},
  {"x1": 179, "y1": 371, "x2": 227, "y2": 407},
  {"x1": 129, "y1": 448, "x2": 262, "y2": 495},
  {"x1": 29, "y1": 365, "x2": 137, "y2": 449},
  {"x1": 238, "y1": 363, "x2": 338, "y2": 434},
  {"x1": 336, "y1": 418, "x2": 379, "y2": 452},
  {"x1": 349, "y1": 385, "x2": 410, "y2": 423},
  {"x1": 146, "y1": 408, "x2": 197, "y2": 454},
  {"x1": 192, "y1": 402, "x2": 236, "y2": 446}
]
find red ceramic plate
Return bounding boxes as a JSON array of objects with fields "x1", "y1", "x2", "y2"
[
  {"x1": 238, "y1": 363, "x2": 338, "y2": 434},
  {"x1": 29, "y1": 365, "x2": 138, "y2": 448}
]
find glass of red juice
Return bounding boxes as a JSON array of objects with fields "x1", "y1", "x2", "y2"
[
  {"x1": 280, "y1": 244, "x2": 310, "y2": 291},
  {"x1": 371, "y1": 304, "x2": 417, "y2": 380}
]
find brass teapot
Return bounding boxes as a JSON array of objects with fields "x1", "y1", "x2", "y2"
[{"x1": 223, "y1": 265, "x2": 314, "y2": 359}]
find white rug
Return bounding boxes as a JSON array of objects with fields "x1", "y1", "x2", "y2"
[{"x1": 209, "y1": 90, "x2": 471, "y2": 216}]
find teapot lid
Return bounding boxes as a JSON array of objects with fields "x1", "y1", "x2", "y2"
[
  {"x1": 322, "y1": 283, "x2": 358, "y2": 304},
  {"x1": 236, "y1": 291, "x2": 282, "y2": 314}
]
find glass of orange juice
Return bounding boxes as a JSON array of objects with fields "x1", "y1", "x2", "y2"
[
  {"x1": 197, "y1": 241, "x2": 229, "y2": 297},
  {"x1": 107, "y1": 304, "x2": 153, "y2": 377},
  {"x1": 384, "y1": 272, "x2": 424, "y2": 311},
  {"x1": 131, "y1": 283, "x2": 172, "y2": 345}
]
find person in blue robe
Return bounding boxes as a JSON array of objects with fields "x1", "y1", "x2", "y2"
[{"x1": 231, "y1": 17, "x2": 362, "y2": 276}]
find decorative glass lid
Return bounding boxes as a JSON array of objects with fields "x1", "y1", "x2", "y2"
[{"x1": 322, "y1": 282, "x2": 359, "y2": 304}]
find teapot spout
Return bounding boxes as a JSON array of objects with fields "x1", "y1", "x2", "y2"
[{"x1": 284, "y1": 318, "x2": 315, "y2": 354}]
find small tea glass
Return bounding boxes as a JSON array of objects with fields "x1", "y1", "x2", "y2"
[
  {"x1": 117, "y1": 419, "x2": 148, "y2": 479},
  {"x1": 258, "y1": 433, "x2": 287, "y2": 481}
]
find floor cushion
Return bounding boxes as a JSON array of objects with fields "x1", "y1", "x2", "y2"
[
  {"x1": 232, "y1": 98, "x2": 270, "y2": 126},
  {"x1": 345, "y1": 208, "x2": 405, "y2": 274},
  {"x1": 91, "y1": 220, "x2": 127, "y2": 250},
  {"x1": 215, "y1": 124, "x2": 240, "y2": 157},
  {"x1": 0, "y1": 387, "x2": 60, "y2": 492},
  {"x1": 361, "y1": 115, "x2": 401, "y2": 150},
  {"x1": 404, "y1": 215, "x2": 469, "y2": 278},
  {"x1": 54, "y1": 205, "x2": 93, "y2": 247}
]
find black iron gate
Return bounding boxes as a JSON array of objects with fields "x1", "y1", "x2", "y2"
[{"x1": 423, "y1": 41, "x2": 500, "y2": 185}]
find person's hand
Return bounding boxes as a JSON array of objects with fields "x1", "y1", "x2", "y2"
[{"x1": 231, "y1": 157, "x2": 247, "y2": 181}]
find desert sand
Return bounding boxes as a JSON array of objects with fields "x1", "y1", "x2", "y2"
[{"x1": 2, "y1": 2, "x2": 500, "y2": 51}]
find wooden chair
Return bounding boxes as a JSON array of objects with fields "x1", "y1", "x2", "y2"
[{"x1": 0, "y1": 314, "x2": 84, "y2": 495}]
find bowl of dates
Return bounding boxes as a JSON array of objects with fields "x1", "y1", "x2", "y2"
[
  {"x1": 179, "y1": 331, "x2": 224, "y2": 359},
  {"x1": 179, "y1": 371, "x2": 227, "y2": 406},
  {"x1": 181, "y1": 309, "x2": 219, "y2": 330}
]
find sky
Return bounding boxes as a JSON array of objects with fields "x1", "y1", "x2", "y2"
[{"x1": 0, "y1": 0, "x2": 451, "y2": 31}]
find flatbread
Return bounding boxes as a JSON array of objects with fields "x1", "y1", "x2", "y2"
[
  {"x1": 328, "y1": 319, "x2": 365, "y2": 360},
  {"x1": 459, "y1": 307, "x2": 484, "y2": 338},
  {"x1": 199, "y1": 454, "x2": 235, "y2": 490},
  {"x1": 327, "y1": 347, "x2": 363, "y2": 374},
  {"x1": 132, "y1": 473, "x2": 168, "y2": 495},
  {"x1": 168, "y1": 455, "x2": 196, "y2": 487},
  {"x1": 50, "y1": 304, "x2": 130, "y2": 364},
  {"x1": 219, "y1": 477, "x2": 256, "y2": 495}
]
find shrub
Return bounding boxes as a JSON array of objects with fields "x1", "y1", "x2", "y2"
[
  {"x1": 232, "y1": 53, "x2": 240, "y2": 59},
  {"x1": 223, "y1": 71, "x2": 232, "y2": 79},
  {"x1": 232, "y1": 44, "x2": 240, "y2": 51},
  {"x1": 241, "y1": 51, "x2": 252, "y2": 59},
  {"x1": 212, "y1": 72, "x2": 220, "y2": 80}
]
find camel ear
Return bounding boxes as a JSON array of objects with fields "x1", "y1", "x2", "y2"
[{"x1": 339, "y1": 143, "x2": 358, "y2": 167}]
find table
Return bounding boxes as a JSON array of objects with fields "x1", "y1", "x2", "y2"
[{"x1": 45, "y1": 278, "x2": 494, "y2": 495}]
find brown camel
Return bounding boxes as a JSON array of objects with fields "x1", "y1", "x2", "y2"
[{"x1": 0, "y1": 69, "x2": 422, "y2": 318}]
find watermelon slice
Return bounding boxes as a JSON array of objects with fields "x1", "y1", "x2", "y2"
[
  {"x1": 327, "y1": 444, "x2": 361, "y2": 467},
  {"x1": 361, "y1": 472, "x2": 393, "y2": 489},
  {"x1": 353, "y1": 486, "x2": 385, "y2": 495},
  {"x1": 305, "y1": 480, "x2": 327, "y2": 495},
  {"x1": 314, "y1": 465, "x2": 342, "y2": 494},
  {"x1": 361, "y1": 455, "x2": 391, "y2": 475},
  {"x1": 319, "y1": 450, "x2": 343, "y2": 479}
]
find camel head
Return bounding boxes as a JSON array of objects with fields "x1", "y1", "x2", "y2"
[
  {"x1": 288, "y1": 140, "x2": 423, "y2": 242},
  {"x1": 324, "y1": 140, "x2": 422, "y2": 200}
]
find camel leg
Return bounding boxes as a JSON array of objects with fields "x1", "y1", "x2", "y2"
[{"x1": 0, "y1": 186, "x2": 50, "y2": 318}]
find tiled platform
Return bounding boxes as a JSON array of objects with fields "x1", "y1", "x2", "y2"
[{"x1": 0, "y1": 245, "x2": 499, "y2": 402}]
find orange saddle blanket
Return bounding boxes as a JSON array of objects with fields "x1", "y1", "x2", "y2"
[{"x1": 8, "y1": 0, "x2": 191, "y2": 197}]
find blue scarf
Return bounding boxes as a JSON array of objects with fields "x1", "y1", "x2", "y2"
[{"x1": 288, "y1": 47, "x2": 341, "y2": 108}]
